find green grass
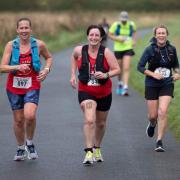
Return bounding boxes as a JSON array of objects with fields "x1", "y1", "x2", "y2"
[
  {"x1": 41, "y1": 29, "x2": 86, "y2": 53},
  {"x1": 130, "y1": 22, "x2": 180, "y2": 142}
]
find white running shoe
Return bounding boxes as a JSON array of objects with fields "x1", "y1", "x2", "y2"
[
  {"x1": 14, "y1": 149, "x2": 26, "y2": 161},
  {"x1": 25, "y1": 144, "x2": 38, "y2": 160}
]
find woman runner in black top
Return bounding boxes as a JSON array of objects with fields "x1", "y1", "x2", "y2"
[{"x1": 137, "y1": 25, "x2": 180, "y2": 152}]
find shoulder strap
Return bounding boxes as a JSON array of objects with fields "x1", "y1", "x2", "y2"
[
  {"x1": 82, "y1": 45, "x2": 89, "y2": 63},
  {"x1": 96, "y1": 45, "x2": 105, "y2": 71},
  {"x1": 129, "y1": 24, "x2": 133, "y2": 37},
  {"x1": 30, "y1": 37, "x2": 41, "y2": 72},
  {"x1": 115, "y1": 24, "x2": 121, "y2": 36},
  {"x1": 10, "y1": 37, "x2": 20, "y2": 65}
]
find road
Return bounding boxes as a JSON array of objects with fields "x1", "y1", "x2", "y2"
[{"x1": 0, "y1": 30, "x2": 180, "y2": 180}]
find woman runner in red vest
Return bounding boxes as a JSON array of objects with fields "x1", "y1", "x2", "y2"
[{"x1": 70, "y1": 25, "x2": 120, "y2": 165}]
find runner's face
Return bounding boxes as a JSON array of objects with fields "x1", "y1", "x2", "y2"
[
  {"x1": 87, "y1": 28, "x2": 102, "y2": 46},
  {"x1": 16, "y1": 20, "x2": 32, "y2": 40},
  {"x1": 155, "y1": 28, "x2": 168, "y2": 46}
]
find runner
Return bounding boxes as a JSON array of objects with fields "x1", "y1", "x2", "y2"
[
  {"x1": 70, "y1": 25, "x2": 120, "y2": 165},
  {"x1": 99, "y1": 17, "x2": 110, "y2": 46},
  {"x1": 0, "y1": 17, "x2": 52, "y2": 160},
  {"x1": 109, "y1": 11, "x2": 136, "y2": 96},
  {"x1": 137, "y1": 25, "x2": 180, "y2": 152}
]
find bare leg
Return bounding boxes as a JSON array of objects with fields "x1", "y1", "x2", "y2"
[
  {"x1": 122, "y1": 55, "x2": 131, "y2": 87},
  {"x1": 94, "y1": 110, "x2": 109, "y2": 147},
  {"x1": 13, "y1": 109, "x2": 25, "y2": 145},
  {"x1": 146, "y1": 100, "x2": 158, "y2": 124},
  {"x1": 81, "y1": 100, "x2": 97, "y2": 148},
  {"x1": 157, "y1": 96, "x2": 172, "y2": 140},
  {"x1": 24, "y1": 103, "x2": 38, "y2": 141}
]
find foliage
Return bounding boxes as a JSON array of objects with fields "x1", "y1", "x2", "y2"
[{"x1": 0, "y1": 0, "x2": 180, "y2": 11}]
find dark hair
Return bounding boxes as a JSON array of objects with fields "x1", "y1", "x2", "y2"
[
  {"x1": 153, "y1": 24, "x2": 169, "y2": 36},
  {"x1": 16, "y1": 17, "x2": 32, "y2": 28},
  {"x1": 86, "y1": 24, "x2": 106, "y2": 38}
]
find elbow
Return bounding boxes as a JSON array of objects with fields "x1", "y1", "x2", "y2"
[
  {"x1": 137, "y1": 63, "x2": 144, "y2": 74},
  {"x1": 0, "y1": 65, "x2": 2, "y2": 73}
]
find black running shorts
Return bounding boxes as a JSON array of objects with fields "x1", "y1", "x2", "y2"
[
  {"x1": 145, "y1": 84, "x2": 174, "y2": 100},
  {"x1": 114, "y1": 49, "x2": 135, "y2": 60},
  {"x1": 78, "y1": 91, "x2": 112, "y2": 111}
]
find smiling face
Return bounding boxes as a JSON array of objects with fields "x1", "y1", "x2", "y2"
[
  {"x1": 16, "y1": 20, "x2": 32, "y2": 41},
  {"x1": 155, "y1": 27, "x2": 168, "y2": 47},
  {"x1": 87, "y1": 28, "x2": 102, "y2": 46}
]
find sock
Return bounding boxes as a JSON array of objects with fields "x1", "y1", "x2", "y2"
[
  {"x1": 123, "y1": 84, "x2": 128, "y2": 89},
  {"x1": 18, "y1": 145, "x2": 25, "y2": 150},
  {"x1": 93, "y1": 145, "x2": 100, "y2": 149},
  {"x1": 118, "y1": 81, "x2": 123, "y2": 86},
  {"x1": 26, "y1": 139, "x2": 33, "y2": 146},
  {"x1": 84, "y1": 148, "x2": 93, "y2": 153}
]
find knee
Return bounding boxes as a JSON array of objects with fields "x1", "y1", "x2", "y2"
[
  {"x1": 84, "y1": 117, "x2": 95, "y2": 127},
  {"x1": 158, "y1": 108, "x2": 167, "y2": 120},
  {"x1": 123, "y1": 67, "x2": 130, "y2": 73},
  {"x1": 14, "y1": 118, "x2": 24, "y2": 128},
  {"x1": 24, "y1": 112, "x2": 36, "y2": 123},
  {"x1": 96, "y1": 120, "x2": 106, "y2": 129},
  {"x1": 148, "y1": 114, "x2": 158, "y2": 122}
]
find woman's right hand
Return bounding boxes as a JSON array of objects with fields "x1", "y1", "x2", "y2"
[
  {"x1": 153, "y1": 72, "x2": 164, "y2": 80},
  {"x1": 17, "y1": 64, "x2": 30, "y2": 73},
  {"x1": 70, "y1": 75, "x2": 77, "y2": 89}
]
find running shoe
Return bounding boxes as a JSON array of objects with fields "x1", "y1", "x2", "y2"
[
  {"x1": 83, "y1": 151, "x2": 93, "y2": 165},
  {"x1": 121, "y1": 88, "x2": 129, "y2": 96},
  {"x1": 155, "y1": 140, "x2": 165, "y2": 152},
  {"x1": 14, "y1": 149, "x2": 26, "y2": 161},
  {"x1": 25, "y1": 143, "x2": 38, "y2": 160},
  {"x1": 116, "y1": 85, "x2": 123, "y2": 95},
  {"x1": 93, "y1": 147, "x2": 104, "y2": 162},
  {"x1": 146, "y1": 122, "x2": 156, "y2": 137}
]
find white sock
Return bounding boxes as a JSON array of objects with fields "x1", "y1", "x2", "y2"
[
  {"x1": 118, "y1": 81, "x2": 123, "y2": 86},
  {"x1": 26, "y1": 139, "x2": 33, "y2": 146},
  {"x1": 123, "y1": 84, "x2": 128, "y2": 89},
  {"x1": 18, "y1": 145, "x2": 25, "y2": 150}
]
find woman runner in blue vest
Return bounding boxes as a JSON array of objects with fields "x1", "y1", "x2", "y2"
[{"x1": 0, "y1": 17, "x2": 52, "y2": 161}]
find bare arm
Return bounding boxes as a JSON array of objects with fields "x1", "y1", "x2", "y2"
[
  {"x1": 0, "y1": 42, "x2": 30, "y2": 73},
  {"x1": 95, "y1": 48, "x2": 120, "y2": 79},
  {"x1": 104, "y1": 48, "x2": 120, "y2": 77},
  {"x1": 37, "y1": 40, "x2": 53, "y2": 81},
  {"x1": 108, "y1": 32, "x2": 126, "y2": 43},
  {"x1": 132, "y1": 31, "x2": 137, "y2": 47},
  {"x1": 70, "y1": 46, "x2": 82, "y2": 89}
]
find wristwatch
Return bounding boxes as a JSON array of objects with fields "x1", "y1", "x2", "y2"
[{"x1": 44, "y1": 67, "x2": 50, "y2": 73}]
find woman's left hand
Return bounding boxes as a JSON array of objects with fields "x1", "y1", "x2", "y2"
[
  {"x1": 172, "y1": 73, "x2": 180, "y2": 81},
  {"x1": 95, "y1": 71, "x2": 108, "y2": 79},
  {"x1": 37, "y1": 68, "x2": 49, "y2": 81}
]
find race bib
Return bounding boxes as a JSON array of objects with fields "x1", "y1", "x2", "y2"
[
  {"x1": 87, "y1": 74, "x2": 100, "y2": 86},
  {"x1": 13, "y1": 77, "x2": 32, "y2": 89},
  {"x1": 154, "y1": 67, "x2": 170, "y2": 78}
]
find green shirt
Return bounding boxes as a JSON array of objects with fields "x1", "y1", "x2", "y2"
[{"x1": 109, "y1": 21, "x2": 136, "y2": 51}]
